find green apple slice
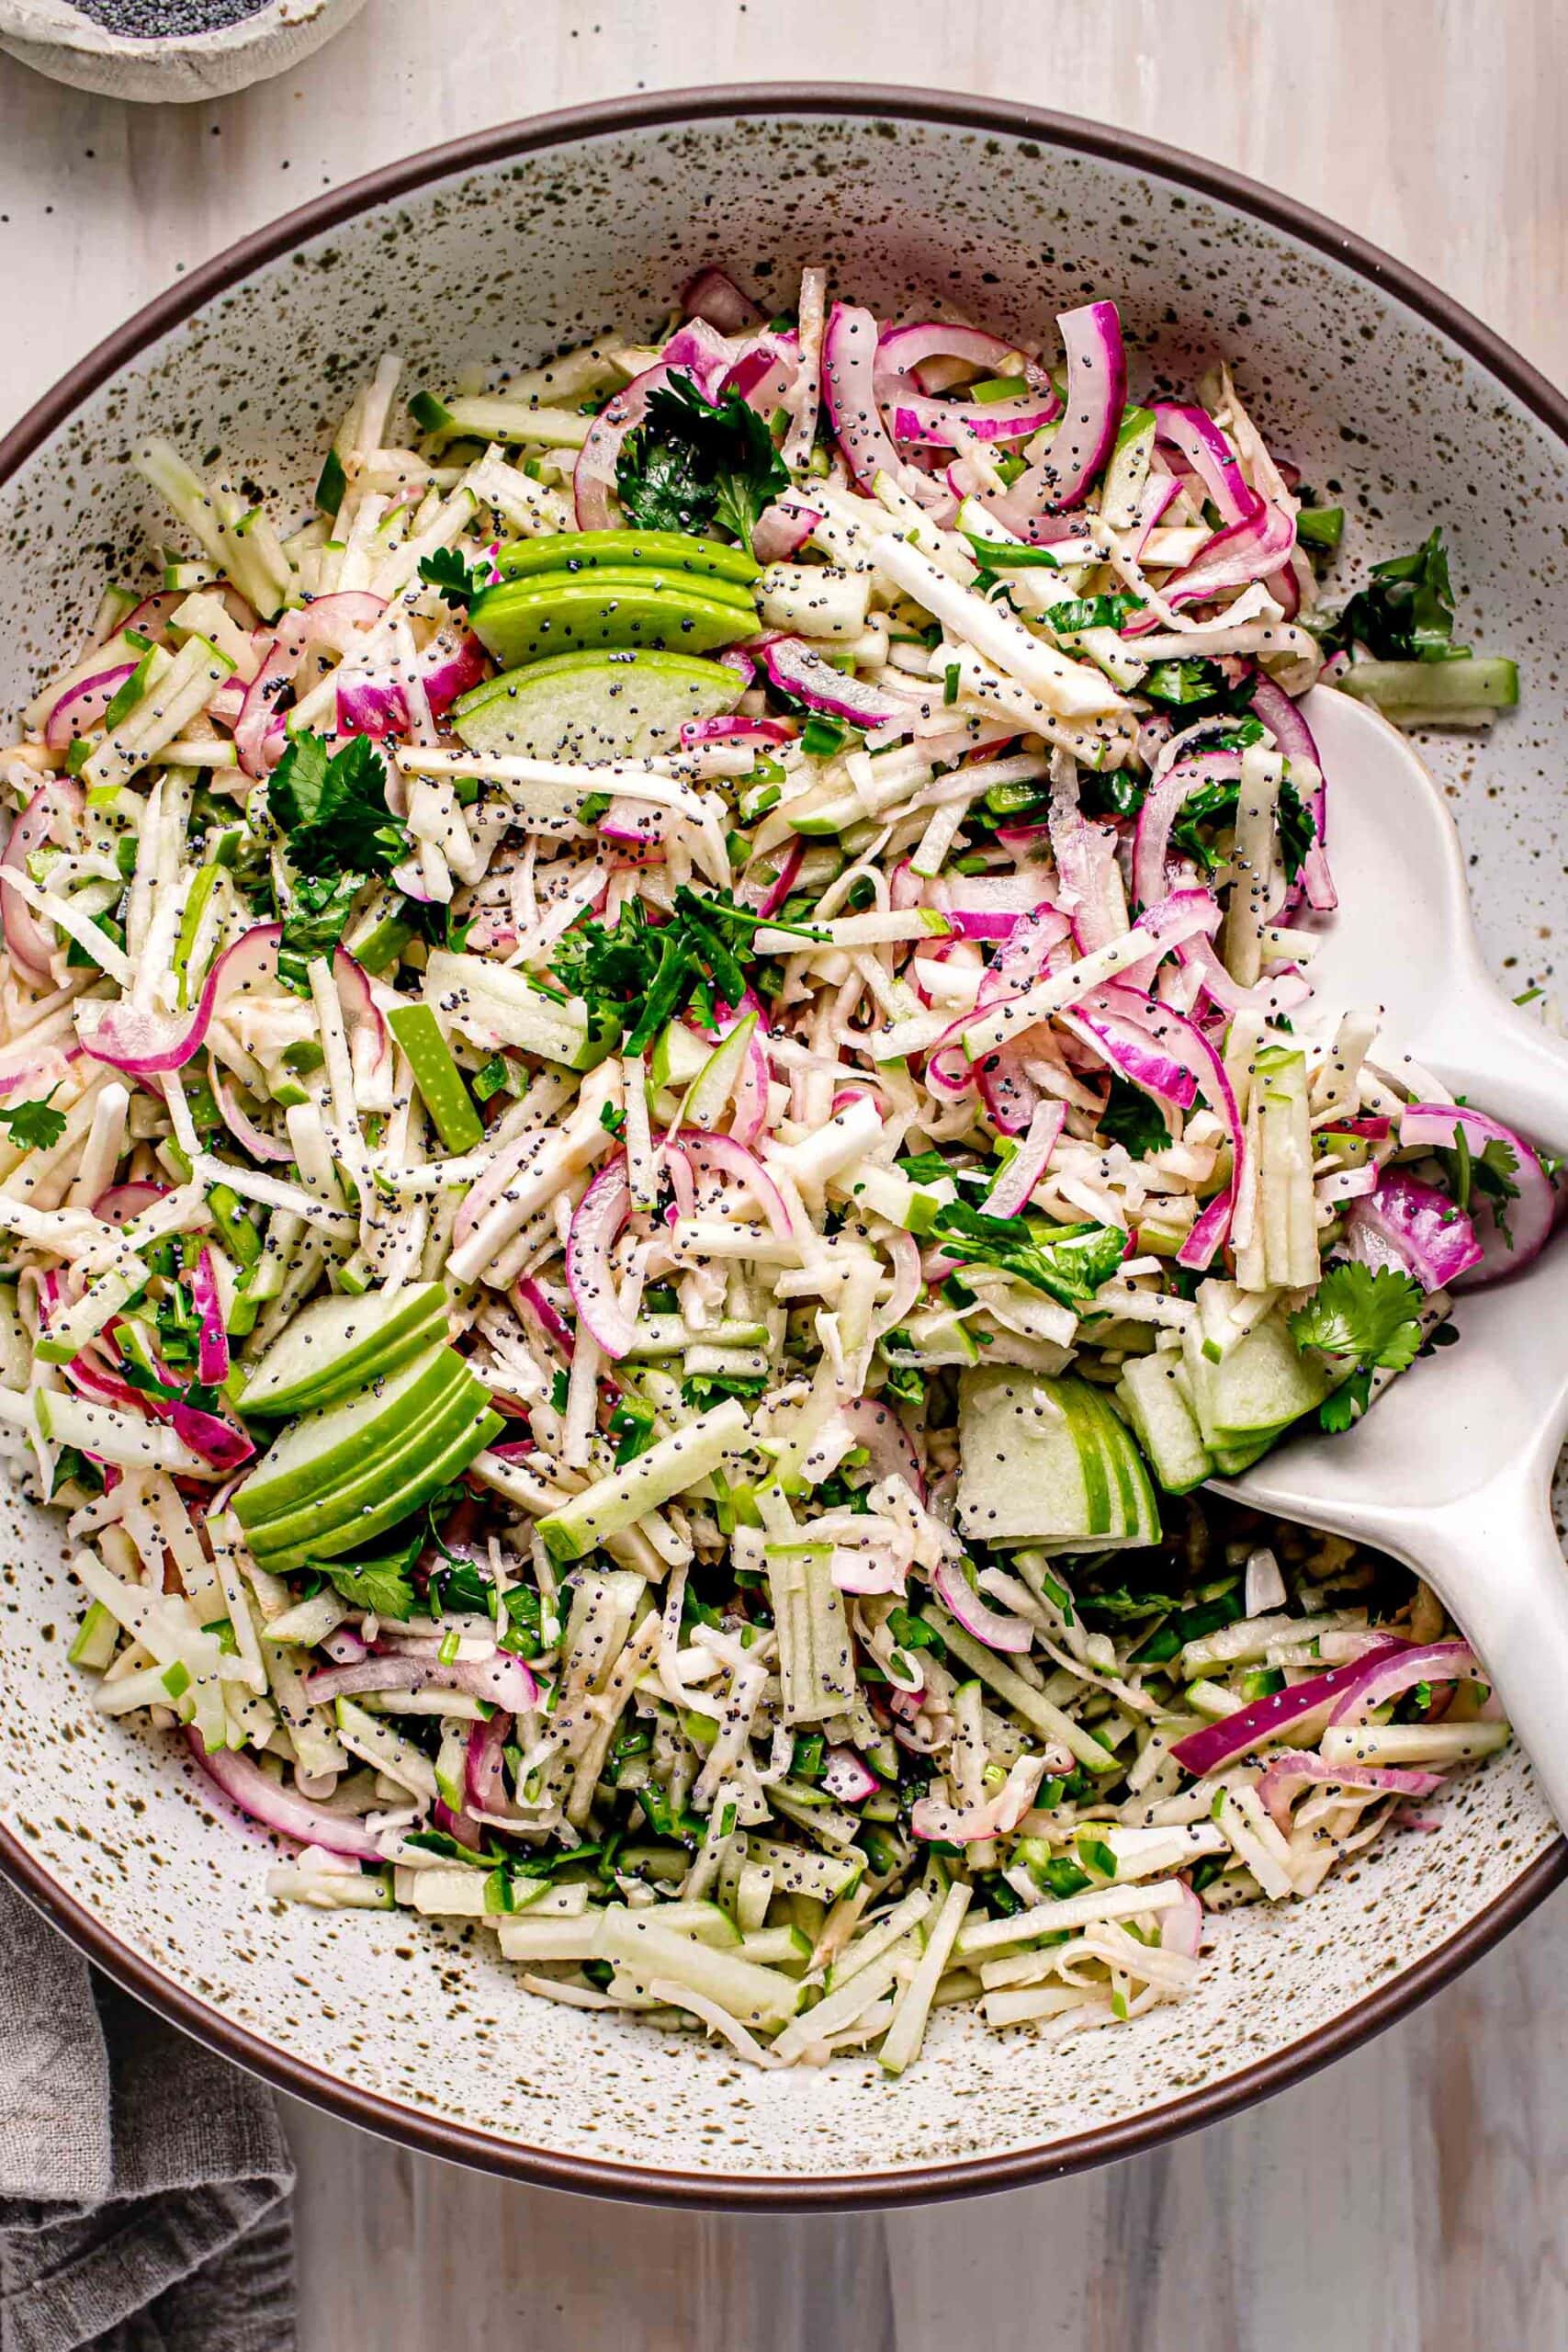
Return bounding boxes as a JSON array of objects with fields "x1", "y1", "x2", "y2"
[
  {"x1": 498, "y1": 529, "x2": 759, "y2": 586},
  {"x1": 453, "y1": 649, "x2": 744, "y2": 763},
  {"x1": 254, "y1": 1404, "x2": 504, "y2": 1572},
  {"x1": 238, "y1": 1284, "x2": 449, "y2": 1419},
  {"x1": 233, "y1": 1347, "x2": 468, "y2": 1529}
]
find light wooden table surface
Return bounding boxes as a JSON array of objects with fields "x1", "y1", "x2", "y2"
[{"x1": 1, "y1": 4, "x2": 1564, "y2": 2343}]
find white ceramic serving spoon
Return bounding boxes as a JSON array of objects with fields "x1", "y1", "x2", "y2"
[{"x1": 1209, "y1": 686, "x2": 1568, "y2": 1824}]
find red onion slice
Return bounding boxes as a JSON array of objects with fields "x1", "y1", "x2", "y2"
[
  {"x1": 932, "y1": 1554, "x2": 1033, "y2": 1653},
  {"x1": 1169, "y1": 1638, "x2": 1408, "y2": 1775},
  {"x1": 1249, "y1": 677, "x2": 1335, "y2": 912},
  {"x1": 171, "y1": 1400, "x2": 254, "y2": 1474},
  {"x1": 821, "y1": 303, "x2": 944, "y2": 506},
  {"x1": 1397, "y1": 1103, "x2": 1556, "y2": 1283},
  {"x1": 676, "y1": 1127, "x2": 795, "y2": 1241},
  {"x1": 211, "y1": 1067, "x2": 293, "y2": 1163},
  {"x1": 1325, "y1": 1637, "x2": 1481, "y2": 1726},
  {"x1": 1255, "y1": 1748, "x2": 1445, "y2": 1834},
  {"x1": 188, "y1": 1247, "x2": 230, "y2": 1385},
  {"x1": 682, "y1": 266, "x2": 764, "y2": 335},
  {"x1": 1131, "y1": 751, "x2": 1244, "y2": 913},
  {"x1": 1345, "y1": 1168, "x2": 1483, "y2": 1291},
  {"x1": 513, "y1": 1274, "x2": 575, "y2": 1360},
  {"x1": 565, "y1": 1158, "x2": 636, "y2": 1360},
  {"x1": 750, "y1": 502, "x2": 818, "y2": 563},
  {"x1": 821, "y1": 1746, "x2": 881, "y2": 1804},
  {"x1": 890, "y1": 390, "x2": 1062, "y2": 447},
  {"x1": 754, "y1": 634, "x2": 902, "y2": 729},
  {"x1": 187, "y1": 1728, "x2": 381, "y2": 1861},
  {"x1": 43, "y1": 662, "x2": 138, "y2": 751},
  {"x1": 1, "y1": 776, "x2": 84, "y2": 980}
]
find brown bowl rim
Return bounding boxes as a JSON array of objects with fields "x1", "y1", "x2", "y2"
[{"x1": 0, "y1": 80, "x2": 1562, "y2": 2210}]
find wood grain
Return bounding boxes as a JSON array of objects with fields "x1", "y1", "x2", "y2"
[{"x1": 1, "y1": 3, "x2": 1564, "y2": 2341}]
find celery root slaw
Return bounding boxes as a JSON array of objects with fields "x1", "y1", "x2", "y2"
[{"x1": 0, "y1": 265, "x2": 1552, "y2": 2077}]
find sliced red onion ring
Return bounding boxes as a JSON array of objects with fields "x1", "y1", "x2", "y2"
[
  {"x1": 466, "y1": 1712, "x2": 513, "y2": 1815},
  {"x1": 1251, "y1": 673, "x2": 1334, "y2": 913},
  {"x1": 821, "y1": 1746, "x2": 880, "y2": 1804},
  {"x1": 43, "y1": 662, "x2": 138, "y2": 751},
  {"x1": 1, "y1": 776, "x2": 84, "y2": 979},
  {"x1": 750, "y1": 502, "x2": 818, "y2": 563},
  {"x1": 932, "y1": 1554, "x2": 1032, "y2": 1653},
  {"x1": 748, "y1": 836, "x2": 804, "y2": 920},
  {"x1": 1071, "y1": 983, "x2": 1242, "y2": 1268},
  {"x1": 1062, "y1": 1003, "x2": 1197, "y2": 1111},
  {"x1": 171, "y1": 1400, "x2": 254, "y2": 1474},
  {"x1": 1159, "y1": 497, "x2": 1296, "y2": 611},
  {"x1": 754, "y1": 634, "x2": 902, "y2": 729},
  {"x1": 121, "y1": 588, "x2": 186, "y2": 643},
  {"x1": 821, "y1": 303, "x2": 943, "y2": 505},
  {"x1": 187, "y1": 1728, "x2": 381, "y2": 1861},
  {"x1": 676, "y1": 1127, "x2": 795, "y2": 1241},
  {"x1": 890, "y1": 390, "x2": 1061, "y2": 447},
  {"x1": 1153, "y1": 405, "x2": 1253, "y2": 526},
  {"x1": 1161, "y1": 1879, "x2": 1205, "y2": 1957},
  {"x1": 1255, "y1": 1748, "x2": 1445, "y2": 1834},
  {"x1": 1169, "y1": 1638, "x2": 1408, "y2": 1776},
  {"x1": 188, "y1": 1248, "x2": 230, "y2": 1385},
  {"x1": 513, "y1": 1274, "x2": 575, "y2": 1360},
  {"x1": 874, "y1": 321, "x2": 1053, "y2": 401},
  {"x1": 565, "y1": 1159, "x2": 636, "y2": 1360},
  {"x1": 1345, "y1": 1168, "x2": 1483, "y2": 1291},
  {"x1": 1132, "y1": 751, "x2": 1244, "y2": 913},
  {"x1": 211, "y1": 1066, "x2": 292, "y2": 1163},
  {"x1": 93, "y1": 1180, "x2": 169, "y2": 1223},
  {"x1": 1325, "y1": 1638, "x2": 1481, "y2": 1726},
  {"x1": 1397, "y1": 1103, "x2": 1556, "y2": 1284},
  {"x1": 838, "y1": 1395, "x2": 925, "y2": 1499},
  {"x1": 1003, "y1": 300, "x2": 1126, "y2": 518},
  {"x1": 420, "y1": 629, "x2": 488, "y2": 717},
  {"x1": 679, "y1": 713, "x2": 795, "y2": 752},
  {"x1": 682, "y1": 266, "x2": 764, "y2": 334}
]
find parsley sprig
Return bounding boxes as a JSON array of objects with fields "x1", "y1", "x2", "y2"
[
  {"x1": 267, "y1": 731, "x2": 412, "y2": 992},
  {"x1": 0, "y1": 1090, "x2": 67, "y2": 1152},
  {"x1": 615, "y1": 376, "x2": 787, "y2": 546},
  {"x1": 418, "y1": 546, "x2": 484, "y2": 611},
  {"x1": 1288, "y1": 1262, "x2": 1425, "y2": 1432}
]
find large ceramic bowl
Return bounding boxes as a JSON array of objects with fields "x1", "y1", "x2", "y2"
[{"x1": 0, "y1": 86, "x2": 1562, "y2": 2207}]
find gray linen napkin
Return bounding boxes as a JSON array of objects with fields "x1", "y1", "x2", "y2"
[{"x1": 0, "y1": 1879, "x2": 295, "y2": 2352}]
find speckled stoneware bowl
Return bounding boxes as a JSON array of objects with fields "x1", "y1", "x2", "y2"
[{"x1": 0, "y1": 87, "x2": 1562, "y2": 2207}]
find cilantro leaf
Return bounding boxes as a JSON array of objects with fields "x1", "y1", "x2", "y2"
[
  {"x1": 418, "y1": 546, "x2": 483, "y2": 610},
  {"x1": 1289, "y1": 1262, "x2": 1425, "y2": 1370},
  {"x1": 1170, "y1": 771, "x2": 1317, "y2": 883},
  {"x1": 1099, "y1": 1077, "x2": 1170, "y2": 1159},
  {"x1": 930, "y1": 1199, "x2": 1126, "y2": 1308},
  {"x1": 615, "y1": 375, "x2": 787, "y2": 547},
  {"x1": 1138, "y1": 659, "x2": 1259, "y2": 722},
  {"x1": 1319, "y1": 526, "x2": 1464, "y2": 664},
  {"x1": 318, "y1": 1550, "x2": 416, "y2": 1621},
  {"x1": 268, "y1": 732, "x2": 409, "y2": 881},
  {"x1": 0, "y1": 1091, "x2": 67, "y2": 1152}
]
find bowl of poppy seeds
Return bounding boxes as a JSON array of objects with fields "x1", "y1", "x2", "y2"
[{"x1": 0, "y1": 0, "x2": 368, "y2": 99}]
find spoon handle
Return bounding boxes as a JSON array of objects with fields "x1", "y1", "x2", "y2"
[{"x1": 1418, "y1": 1473, "x2": 1568, "y2": 1828}]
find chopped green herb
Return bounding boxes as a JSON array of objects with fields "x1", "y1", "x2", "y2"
[{"x1": 615, "y1": 374, "x2": 787, "y2": 546}]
